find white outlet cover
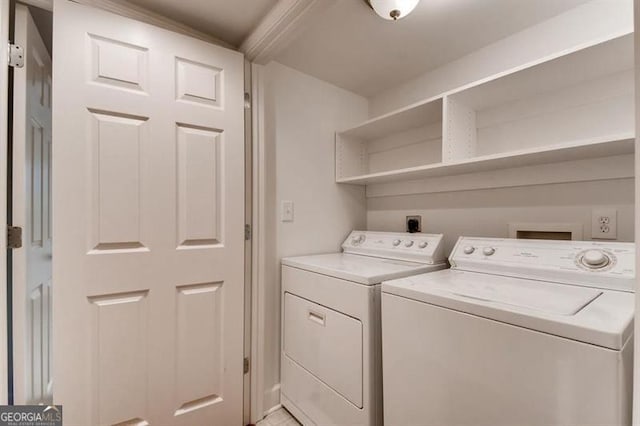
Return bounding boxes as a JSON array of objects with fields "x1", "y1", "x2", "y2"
[
  {"x1": 281, "y1": 200, "x2": 294, "y2": 222},
  {"x1": 592, "y1": 208, "x2": 617, "y2": 240}
]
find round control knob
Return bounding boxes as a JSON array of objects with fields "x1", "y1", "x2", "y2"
[
  {"x1": 463, "y1": 246, "x2": 475, "y2": 255},
  {"x1": 581, "y1": 250, "x2": 610, "y2": 268},
  {"x1": 404, "y1": 241, "x2": 414, "y2": 248},
  {"x1": 392, "y1": 239, "x2": 401, "y2": 247},
  {"x1": 418, "y1": 241, "x2": 428, "y2": 249},
  {"x1": 482, "y1": 247, "x2": 496, "y2": 256}
]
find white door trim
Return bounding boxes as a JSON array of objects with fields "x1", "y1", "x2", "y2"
[
  {"x1": 0, "y1": 0, "x2": 9, "y2": 406},
  {"x1": 250, "y1": 63, "x2": 266, "y2": 423},
  {"x1": 633, "y1": 0, "x2": 640, "y2": 422},
  {"x1": 243, "y1": 58, "x2": 253, "y2": 426}
]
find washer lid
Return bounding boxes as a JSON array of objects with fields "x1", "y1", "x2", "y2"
[
  {"x1": 282, "y1": 253, "x2": 446, "y2": 285},
  {"x1": 439, "y1": 273, "x2": 602, "y2": 316},
  {"x1": 382, "y1": 269, "x2": 634, "y2": 350}
]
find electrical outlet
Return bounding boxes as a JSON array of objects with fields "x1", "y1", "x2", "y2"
[
  {"x1": 406, "y1": 215, "x2": 422, "y2": 233},
  {"x1": 592, "y1": 208, "x2": 617, "y2": 240}
]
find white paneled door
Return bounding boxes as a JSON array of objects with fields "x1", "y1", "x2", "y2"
[
  {"x1": 12, "y1": 4, "x2": 53, "y2": 405},
  {"x1": 52, "y1": 2, "x2": 245, "y2": 425}
]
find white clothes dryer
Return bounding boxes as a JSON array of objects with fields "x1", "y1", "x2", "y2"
[{"x1": 281, "y1": 231, "x2": 448, "y2": 426}]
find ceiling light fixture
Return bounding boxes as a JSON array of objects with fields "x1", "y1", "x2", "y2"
[{"x1": 366, "y1": 0, "x2": 420, "y2": 21}]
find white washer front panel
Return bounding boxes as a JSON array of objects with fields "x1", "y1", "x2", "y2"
[
  {"x1": 382, "y1": 292, "x2": 632, "y2": 426},
  {"x1": 382, "y1": 269, "x2": 634, "y2": 350}
]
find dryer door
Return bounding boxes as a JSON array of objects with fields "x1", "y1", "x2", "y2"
[{"x1": 283, "y1": 293, "x2": 363, "y2": 407}]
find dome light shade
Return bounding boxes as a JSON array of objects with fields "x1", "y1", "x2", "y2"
[{"x1": 367, "y1": 0, "x2": 420, "y2": 21}]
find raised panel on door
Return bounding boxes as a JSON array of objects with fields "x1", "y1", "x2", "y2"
[
  {"x1": 53, "y1": 2, "x2": 245, "y2": 425},
  {"x1": 88, "y1": 110, "x2": 149, "y2": 252},
  {"x1": 174, "y1": 282, "x2": 224, "y2": 421},
  {"x1": 88, "y1": 291, "x2": 149, "y2": 425},
  {"x1": 176, "y1": 124, "x2": 222, "y2": 248}
]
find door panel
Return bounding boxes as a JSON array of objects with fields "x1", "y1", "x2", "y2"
[
  {"x1": 53, "y1": 2, "x2": 245, "y2": 424},
  {"x1": 12, "y1": 4, "x2": 53, "y2": 405}
]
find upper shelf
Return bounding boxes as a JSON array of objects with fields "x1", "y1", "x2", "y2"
[
  {"x1": 336, "y1": 134, "x2": 634, "y2": 185},
  {"x1": 338, "y1": 96, "x2": 442, "y2": 140},
  {"x1": 449, "y1": 34, "x2": 634, "y2": 111},
  {"x1": 335, "y1": 31, "x2": 635, "y2": 186}
]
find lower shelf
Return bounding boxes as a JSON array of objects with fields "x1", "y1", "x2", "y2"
[{"x1": 336, "y1": 135, "x2": 635, "y2": 185}]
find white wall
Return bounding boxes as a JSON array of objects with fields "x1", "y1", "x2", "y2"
[
  {"x1": 368, "y1": 179, "x2": 635, "y2": 254},
  {"x1": 257, "y1": 61, "x2": 368, "y2": 415},
  {"x1": 366, "y1": 0, "x2": 635, "y2": 251},
  {"x1": 254, "y1": 0, "x2": 636, "y2": 419},
  {"x1": 370, "y1": 0, "x2": 634, "y2": 117}
]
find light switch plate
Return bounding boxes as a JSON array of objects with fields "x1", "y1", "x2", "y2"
[
  {"x1": 281, "y1": 200, "x2": 294, "y2": 222},
  {"x1": 592, "y1": 208, "x2": 617, "y2": 240}
]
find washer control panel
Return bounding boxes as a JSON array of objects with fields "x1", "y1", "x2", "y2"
[
  {"x1": 450, "y1": 237, "x2": 635, "y2": 292},
  {"x1": 342, "y1": 231, "x2": 446, "y2": 265}
]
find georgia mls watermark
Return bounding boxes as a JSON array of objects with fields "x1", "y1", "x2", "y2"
[{"x1": 0, "y1": 405, "x2": 62, "y2": 426}]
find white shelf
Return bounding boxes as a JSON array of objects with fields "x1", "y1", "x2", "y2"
[
  {"x1": 336, "y1": 135, "x2": 634, "y2": 185},
  {"x1": 335, "y1": 32, "x2": 635, "y2": 186},
  {"x1": 448, "y1": 34, "x2": 634, "y2": 111},
  {"x1": 338, "y1": 96, "x2": 443, "y2": 140},
  {"x1": 336, "y1": 97, "x2": 443, "y2": 179}
]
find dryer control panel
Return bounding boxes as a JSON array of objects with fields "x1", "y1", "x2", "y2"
[
  {"x1": 450, "y1": 237, "x2": 635, "y2": 292},
  {"x1": 342, "y1": 231, "x2": 446, "y2": 265}
]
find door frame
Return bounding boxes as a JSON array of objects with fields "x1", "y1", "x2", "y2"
[
  {"x1": 0, "y1": 0, "x2": 10, "y2": 406},
  {"x1": 633, "y1": 0, "x2": 640, "y2": 422}
]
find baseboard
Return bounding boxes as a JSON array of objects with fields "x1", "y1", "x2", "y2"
[
  {"x1": 263, "y1": 383, "x2": 282, "y2": 417},
  {"x1": 264, "y1": 404, "x2": 283, "y2": 417}
]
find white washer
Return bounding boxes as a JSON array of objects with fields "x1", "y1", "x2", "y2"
[
  {"x1": 281, "y1": 231, "x2": 447, "y2": 426},
  {"x1": 382, "y1": 237, "x2": 635, "y2": 426}
]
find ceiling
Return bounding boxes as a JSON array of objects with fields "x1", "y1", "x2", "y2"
[
  {"x1": 273, "y1": 0, "x2": 592, "y2": 97},
  {"x1": 124, "y1": 0, "x2": 592, "y2": 97},
  {"x1": 127, "y1": 0, "x2": 279, "y2": 46}
]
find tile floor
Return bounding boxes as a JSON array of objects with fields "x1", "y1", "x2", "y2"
[{"x1": 256, "y1": 407, "x2": 300, "y2": 426}]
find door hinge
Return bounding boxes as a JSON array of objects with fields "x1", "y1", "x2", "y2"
[
  {"x1": 244, "y1": 92, "x2": 251, "y2": 109},
  {"x1": 245, "y1": 224, "x2": 251, "y2": 241},
  {"x1": 8, "y1": 43, "x2": 24, "y2": 68},
  {"x1": 243, "y1": 357, "x2": 250, "y2": 374},
  {"x1": 7, "y1": 226, "x2": 22, "y2": 249}
]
